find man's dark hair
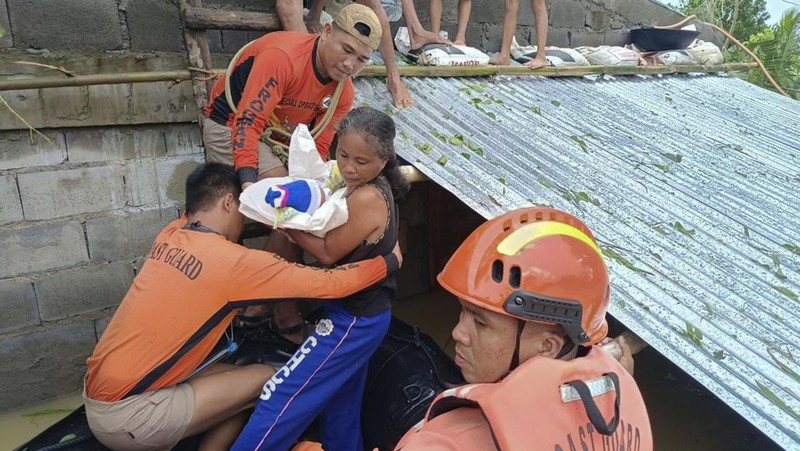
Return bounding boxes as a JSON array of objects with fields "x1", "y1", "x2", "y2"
[{"x1": 185, "y1": 163, "x2": 241, "y2": 215}]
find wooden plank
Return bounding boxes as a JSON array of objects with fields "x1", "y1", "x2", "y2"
[
  {"x1": 182, "y1": 6, "x2": 282, "y2": 31},
  {"x1": 180, "y1": 0, "x2": 213, "y2": 126}
]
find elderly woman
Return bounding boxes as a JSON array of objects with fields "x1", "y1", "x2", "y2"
[{"x1": 233, "y1": 107, "x2": 409, "y2": 451}]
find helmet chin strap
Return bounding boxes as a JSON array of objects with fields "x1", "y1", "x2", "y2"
[
  {"x1": 507, "y1": 319, "x2": 526, "y2": 373},
  {"x1": 507, "y1": 320, "x2": 576, "y2": 374}
]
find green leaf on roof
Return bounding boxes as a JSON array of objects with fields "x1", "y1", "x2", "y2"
[
  {"x1": 782, "y1": 244, "x2": 800, "y2": 256},
  {"x1": 551, "y1": 100, "x2": 561, "y2": 107},
  {"x1": 652, "y1": 225, "x2": 668, "y2": 235},
  {"x1": 461, "y1": 152, "x2": 471, "y2": 160},
  {"x1": 665, "y1": 95, "x2": 673, "y2": 103},
  {"x1": 743, "y1": 225, "x2": 750, "y2": 237},
  {"x1": 600, "y1": 246, "x2": 654, "y2": 276},
  {"x1": 680, "y1": 321, "x2": 704, "y2": 347},
  {"x1": 399, "y1": 131, "x2": 409, "y2": 140},
  {"x1": 498, "y1": 177, "x2": 506, "y2": 185},
  {"x1": 653, "y1": 164, "x2": 670, "y2": 172},
  {"x1": 471, "y1": 97, "x2": 482, "y2": 104},
  {"x1": 448, "y1": 134, "x2": 465, "y2": 146},
  {"x1": 437, "y1": 155, "x2": 448, "y2": 166},
  {"x1": 530, "y1": 106, "x2": 541, "y2": 115},
  {"x1": 537, "y1": 177, "x2": 552, "y2": 188},
  {"x1": 663, "y1": 153, "x2": 683, "y2": 163},
  {"x1": 432, "y1": 131, "x2": 447, "y2": 144},
  {"x1": 383, "y1": 106, "x2": 394, "y2": 117},
  {"x1": 713, "y1": 350, "x2": 726, "y2": 360},
  {"x1": 466, "y1": 143, "x2": 484, "y2": 157},
  {"x1": 414, "y1": 142, "x2": 433, "y2": 154},
  {"x1": 671, "y1": 222, "x2": 695, "y2": 237},
  {"x1": 771, "y1": 284, "x2": 798, "y2": 301},
  {"x1": 570, "y1": 135, "x2": 588, "y2": 152},
  {"x1": 756, "y1": 381, "x2": 800, "y2": 421},
  {"x1": 360, "y1": 101, "x2": 371, "y2": 108}
]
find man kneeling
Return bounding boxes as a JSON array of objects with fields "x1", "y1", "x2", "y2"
[{"x1": 82, "y1": 163, "x2": 400, "y2": 450}]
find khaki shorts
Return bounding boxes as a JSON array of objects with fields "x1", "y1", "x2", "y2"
[
  {"x1": 202, "y1": 117, "x2": 285, "y2": 175},
  {"x1": 84, "y1": 383, "x2": 195, "y2": 450}
]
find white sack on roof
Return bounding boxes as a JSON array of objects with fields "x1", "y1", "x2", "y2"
[
  {"x1": 686, "y1": 40, "x2": 724, "y2": 65},
  {"x1": 394, "y1": 27, "x2": 489, "y2": 66},
  {"x1": 655, "y1": 50, "x2": 697, "y2": 65},
  {"x1": 510, "y1": 36, "x2": 590, "y2": 67},
  {"x1": 576, "y1": 46, "x2": 643, "y2": 66}
]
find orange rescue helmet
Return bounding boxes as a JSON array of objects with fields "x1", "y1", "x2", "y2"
[{"x1": 437, "y1": 207, "x2": 610, "y2": 346}]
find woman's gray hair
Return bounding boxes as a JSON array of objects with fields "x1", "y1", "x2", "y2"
[
  {"x1": 333, "y1": 106, "x2": 409, "y2": 202},
  {"x1": 335, "y1": 106, "x2": 396, "y2": 161}
]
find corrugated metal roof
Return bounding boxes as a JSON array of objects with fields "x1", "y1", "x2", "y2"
[{"x1": 354, "y1": 73, "x2": 800, "y2": 448}]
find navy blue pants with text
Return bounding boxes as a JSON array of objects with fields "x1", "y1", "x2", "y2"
[{"x1": 232, "y1": 303, "x2": 391, "y2": 451}]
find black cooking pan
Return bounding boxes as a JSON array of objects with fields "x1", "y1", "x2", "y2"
[{"x1": 630, "y1": 26, "x2": 700, "y2": 51}]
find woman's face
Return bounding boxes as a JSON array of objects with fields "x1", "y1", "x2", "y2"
[{"x1": 336, "y1": 131, "x2": 387, "y2": 188}]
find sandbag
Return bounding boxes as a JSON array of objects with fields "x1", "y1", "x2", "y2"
[
  {"x1": 576, "y1": 45, "x2": 642, "y2": 66},
  {"x1": 510, "y1": 37, "x2": 589, "y2": 67},
  {"x1": 655, "y1": 49, "x2": 697, "y2": 65},
  {"x1": 362, "y1": 317, "x2": 465, "y2": 451},
  {"x1": 394, "y1": 27, "x2": 489, "y2": 66},
  {"x1": 686, "y1": 40, "x2": 724, "y2": 65}
]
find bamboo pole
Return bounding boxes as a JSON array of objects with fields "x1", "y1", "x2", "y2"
[
  {"x1": 182, "y1": 6, "x2": 282, "y2": 31},
  {"x1": 358, "y1": 62, "x2": 757, "y2": 77},
  {"x1": 0, "y1": 63, "x2": 757, "y2": 92}
]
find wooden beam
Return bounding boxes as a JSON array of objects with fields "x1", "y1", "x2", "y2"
[
  {"x1": 182, "y1": 6, "x2": 282, "y2": 31},
  {"x1": 180, "y1": 0, "x2": 214, "y2": 125}
]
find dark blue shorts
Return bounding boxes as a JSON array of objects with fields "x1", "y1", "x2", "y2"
[{"x1": 232, "y1": 302, "x2": 391, "y2": 451}]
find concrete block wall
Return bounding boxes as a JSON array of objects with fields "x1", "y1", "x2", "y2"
[{"x1": 0, "y1": 122, "x2": 203, "y2": 409}]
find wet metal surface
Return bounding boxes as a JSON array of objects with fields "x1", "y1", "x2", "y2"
[{"x1": 354, "y1": 73, "x2": 800, "y2": 448}]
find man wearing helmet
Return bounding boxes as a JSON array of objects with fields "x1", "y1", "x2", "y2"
[{"x1": 395, "y1": 207, "x2": 653, "y2": 450}]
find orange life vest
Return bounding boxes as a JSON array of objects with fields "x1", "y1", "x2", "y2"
[{"x1": 397, "y1": 346, "x2": 653, "y2": 451}]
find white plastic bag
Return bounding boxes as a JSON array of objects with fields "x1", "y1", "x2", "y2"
[{"x1": 238, "y1": 125, "x2": 348, "y2": 237}]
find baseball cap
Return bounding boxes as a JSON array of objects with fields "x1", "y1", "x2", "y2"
[{"x1": 333, "y1": 4, "x2": 383, "y2": 51}]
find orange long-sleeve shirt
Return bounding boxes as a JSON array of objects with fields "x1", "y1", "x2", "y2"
[
  {"x1": 85, "y1": 218, "x2": 396, "y2": 402},
  {"x1": 204, "y1": 32, "x2": 354, "y2": 185}
]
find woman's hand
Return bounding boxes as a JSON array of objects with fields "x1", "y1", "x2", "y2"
[{"x1": 392, "y1": 242, "x2": 403, "y2": 268}]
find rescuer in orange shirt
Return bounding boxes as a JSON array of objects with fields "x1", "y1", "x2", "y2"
[
  {"x1": 82, "y1": 162, "x2": 401, "y2": 450},
  {"x1": 395, "y1": 207, "x2": 653, "y2": 450}
]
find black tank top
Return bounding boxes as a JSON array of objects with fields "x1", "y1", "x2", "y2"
[{"x1": 337, "y1": 175, "x2": 397, "y2": 316}]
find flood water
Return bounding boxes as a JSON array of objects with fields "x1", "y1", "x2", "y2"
[{"x1": 0, "y1": 289, "x2": 783, "y2": 450}]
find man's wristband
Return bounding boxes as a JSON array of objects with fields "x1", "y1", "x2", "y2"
[{"x1": 383, "y1": 253, "x2": 400, "y2": 274}]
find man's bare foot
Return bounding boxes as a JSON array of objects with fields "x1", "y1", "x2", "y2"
[
  {"x1": 388, "y1": 77, "x2": 414, "y2": 109},
  {"x1": 524, "y1": 56, "x2": 548, "y2": 69},
  {"x1": 489, "y1": 54, "x2": 511, "y2": 66},
  {"x1": 453, "y1": 37, "x2": 466, "y2": 46},
  {"x1": 408, "y1": 29, "x2": 450, "y2": 50}
]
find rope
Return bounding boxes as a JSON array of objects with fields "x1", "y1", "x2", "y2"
[
  {"x1": 657, "y1": 15, "x2": 788, "y2": 96},
  {"x1": 224, "y1": 39, "x2": 346, "y2": 165}
]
